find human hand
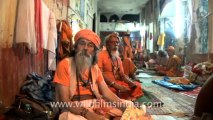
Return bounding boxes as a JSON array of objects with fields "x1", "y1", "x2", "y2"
[
  {"x1": 127, "y1": 81, "x2": 137, "y2": 89},
  {"x1": 115, "y1": 84, "x2": 130, "y2": 92}
]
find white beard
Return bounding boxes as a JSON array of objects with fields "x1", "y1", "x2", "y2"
[
  {"x1": 75, "y1": 50, "x2": 93, "y2": 73},
  {"x1": 111, "y1": 51, "x2": 119, "y2": 60}
]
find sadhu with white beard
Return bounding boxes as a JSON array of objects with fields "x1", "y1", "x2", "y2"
[
  {"x1": 97, "y1": 33, "x2": 144, "y2": 100},
  {"x1": 53, "y1": 29, "x2": 133, "y2": 120}
]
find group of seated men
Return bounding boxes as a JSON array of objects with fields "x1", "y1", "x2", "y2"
[
  {"x1": 54, "y1": 30, "x2": 144, "y2": 120},
  {"x1": 135, "y1": 46, "x2": 182, "y2": 77},
  {"x1": 53, "y1": 29, "x2": 213, "y2": 120}
]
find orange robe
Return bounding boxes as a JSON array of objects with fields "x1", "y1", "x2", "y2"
[
  {"x1": 98, "y1": 50, "x2": 143, "y2": 99},
  {"x1": 54, "y1": 58, "x2": 131, "y2": 119},
  {"x1": 157, "y1": 55, "x2": 182, "y2": 77},
  {"x1": 122, "y1": 58, "x2": 137, "y2": 78},
  {"x1": 54, "y1": 58, "x2": 103, "y2": 96},
  {"x1": 56, "y1": 20, "x2": 73, "y2": 60},
  {"x1": 123, "y1": 36, "x2": 133, "y2": 59}
]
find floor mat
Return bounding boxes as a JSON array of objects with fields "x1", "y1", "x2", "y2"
[
  {"x1": 151, "y1": 115, "x2": 191, "y2": 120},
  {"x1": 135, "y1": 89, "x2": 164, "y2": 107},
  {"x1": 178, "y1": 87, "x2": 202, "y2": 99},
  {"x1": 145, "y1": 86, "x2": 195, "y2": 115},
  {"x1": 136, "y1": 73, "x2": 153, "y2": 78},
  {"x1": 137, "y1": 76, "x2": 196, "y2": 115}
]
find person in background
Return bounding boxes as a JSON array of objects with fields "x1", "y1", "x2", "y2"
[
  {"x1": 143, "y1": 49, "x2": 151, "y2": 63},
  {"x1": 155, "y1": 50, "x2": 169, "y2": 67},
  {"x1": 147, "y1": 52, "x2": 158, "y2": 69},
  {"x1": 121, "y1": 57, "x2": 139, "y2": 82},
  {"x1": 134, "y1": 49, "x2": 144, "y2": 69},
  {"x1": 156, "y1": 46, "x2": 182, "y2": 77},
  {"x1": 54, "y1": 29, "x2": 133, "y2": 120},
  {"x1": 118, "y1": 38, "x2": 141, "y2": 83},
  {"x1": 140, "y1": 49, "x2": 151, "y2": 69},
  {"x1": 97, "y1": 32, "x2": 143, "y2": 100},
  {"x1": 122, "y1": 32, "x2": 134, "y2": 60}
]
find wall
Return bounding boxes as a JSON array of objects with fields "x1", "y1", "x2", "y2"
[
  {"x1": 188, "y1": 53, "x2": 213, "y2": 63},
  {"x1": 209, "y1": 0, "x2": 213, "y2": 53},
  {"x1": 142, "y1": 0, "x2": 213, "y2": 63},
  {"x1": 99, "y1": 22, "x2": 141, "y2": 32},
  {"x1": 43, "y1": 0, "x2": 69, "y2": 19},
  {"x1": 0, "y1": 49, "x2": 47, "y2": 106},
  {"x1": 0, "y1": 0, "x2": 68, "y2": 107},
  {"x1": 0, "y1": 0, "x2": 17, "y2": 48},
  {"x1": 0, "y1": 0, "x2": 97, "y2": 107},
  {"x1": 67, "y1": 0, "x2": 97, "y2": 35}
]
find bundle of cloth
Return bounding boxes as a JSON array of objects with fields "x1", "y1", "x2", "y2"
[
  {"x1": 187, "y1": 61, "x2": 213, "y2": 85},
  {"x1": 152, "y1": 76, "x2": 198, "y2": 91},
  {"x1": 169, "y1": 77, "x2": 191, "y2": 85}
]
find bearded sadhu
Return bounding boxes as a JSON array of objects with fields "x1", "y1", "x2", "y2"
[
  {"x1": 97, "y1": 32, "x2": 143, "y2": 100},
  {"x1": 156, "y1": 46, "x2": 182, "y2": 77},
  {"x1": 54, "y1": 29, "x2": 134, "y2": 120}
]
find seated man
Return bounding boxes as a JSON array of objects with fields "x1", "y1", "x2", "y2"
[
  {"x1": 147, "y1": 52, "x2": 158, "y2": 69},
  {"x1": 98, "y1": 33, "x2": 143, "y2": 100},
  {"x1": 155, "y1": 50, "x2": 168, "y2": 67},
  {"x1": 156, "y1": 46, "x2": 182, "y2": 77},
  {"x1": 122, "y1": 58, "x2": 139, "y2": 82},
  {"x1": 54, "y1": 29, "x2": 132, "y2": 120},
  {"x1": 119, "y1": 43, "x2": 141, "y2": 83},
  {"x1": 134, "y1": 49, "x2": 144, "y2": 69},
  {"x1": 122, "y1": 32, "x2": 133, "y2": 60}
]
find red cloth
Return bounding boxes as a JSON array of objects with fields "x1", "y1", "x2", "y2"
[
  {"x1": 109, "y1": 81, "x2": 143, "y2": 100},
  {"x1": 35, "y1": 0, "x2": 43, "y2": 56},
  {"x1": 192, "y1": 67, "x2": 203, "y2": 75}
]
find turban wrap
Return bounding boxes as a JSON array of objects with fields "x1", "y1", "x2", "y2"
[
  {"x1": 105, "y1": 32, "x2": 120, "y2": 44},
  {"x1": 74, "y1": 29, "x2": 101, "y2": 48}
]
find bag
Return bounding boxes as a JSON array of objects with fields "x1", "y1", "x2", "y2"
[
  {"x1": 21, "y1": 72, "x2": 55, "y2": 103},
  {"x1": 5, "y1": 95, "x2": 53, "y2": 120}
]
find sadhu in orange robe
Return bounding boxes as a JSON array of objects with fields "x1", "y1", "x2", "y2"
[
  {"x1": 156, "y1": 55, "x2": 182, "y2": 77},
  {"x1": 123, "y1": 36, "x2": 134, "y2": 60},
  {"x1": 122, "y1": 58, "x2": 137, "y2": 79},
  {"x1": 98, "y1": 50, "x2": 143, "y2": 100}
]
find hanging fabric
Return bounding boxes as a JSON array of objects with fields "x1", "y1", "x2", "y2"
[
  {"x1": 15, "y1": 0, "x2": 37, "y2": 54},
  {"x1": 56, "y1": 20, "x2": 73, "y2": 61},
  {"x1": 35, "y1": 0, "x2": 43, "y2": 56},
  {"x1": 40, "y1": 1, "x2": 57, "y2": 70},
  {"x1": 157, "y1": 33, "x2": 166, "y2": 46}
]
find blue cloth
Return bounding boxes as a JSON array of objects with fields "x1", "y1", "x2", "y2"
[
  {"x1": 152, "y1": 76, "x2": 198, "y2": 91},
  {"x1": 21, "y1": 72, "x2": 55, "y2": 103}
]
